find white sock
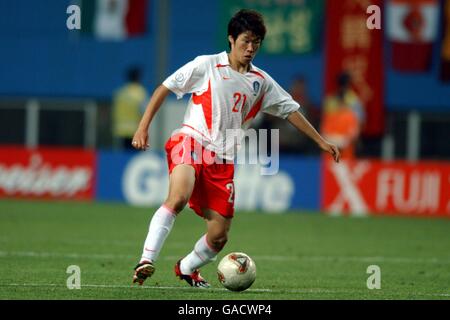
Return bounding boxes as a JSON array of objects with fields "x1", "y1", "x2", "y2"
[
  {"x1": 140, "y1": 205, "x2": 176, "y2": 264},
  {"x1": 180, "y1": 234, "x2": 218, "y2": 275}
]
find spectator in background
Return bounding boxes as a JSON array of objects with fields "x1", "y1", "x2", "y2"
[
  {"x1": 112, "y1": 66, "x2": 149, "y2": 150},
  {"x1": 290, "y1": 75, "x2": 321, "y2": 129},
  {"x1": 321, "y1": 71, "x2": 364, "y2": 160},
  {"x1": 259, "y1": 75, "x2": 320, "y2": 154}
]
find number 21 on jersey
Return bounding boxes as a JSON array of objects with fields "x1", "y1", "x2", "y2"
[{"x1": 232, "y1": 92, "x2": 247, "y2": 113}]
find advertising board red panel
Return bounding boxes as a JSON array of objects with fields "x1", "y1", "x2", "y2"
[
  {"x1": 322, "y1": 158, "x2": 450, "y2": 218},
  {"x1": 0, "y1": 147, "x2": 96, "y2": 200}
]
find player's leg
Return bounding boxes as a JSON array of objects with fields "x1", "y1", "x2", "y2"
[
  {"x1": 141, "y1": 164, "x2": 196, "y2": 262},
  {"x1": 133, "y1": 164, "x2": 195, "y2": 285},
  {"x1": 182, "y1": 208, "x2": 231, "y2": 271},
  {"x1": 175, "y1": 209, "x2": 232, "y2": 288},
  {"x1": 163, "y1": 164, "x2": 196, "y2": 212},
  {"x1": 173, "y1": 147, "x2": 235, "y2": 287},
  {"x1": 204, "y1": 208, "x2": 232, "y2": 252}
]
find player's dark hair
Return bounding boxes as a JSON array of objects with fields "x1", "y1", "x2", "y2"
[{"x1": 227, "y1": 9, "x2": 266, "y2": 49}]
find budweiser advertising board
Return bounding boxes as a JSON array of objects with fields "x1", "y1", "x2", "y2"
[
  {"x1": 0, "y1": 147, "x2": 96, "y2": 200},
  {"x1": 322, "y1": 158, "x2": 450, "y2": 218}
]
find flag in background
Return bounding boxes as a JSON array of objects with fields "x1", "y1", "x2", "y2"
[
  {"x1": 218, "y1": 0, "x2": 324, "y2": 55},
  {"x1": 387, "y1": 0, "x2": 440, "y2": 72},
  {"x1": 324, "y1": 0, "x2": 384, "y2": 137},
  {"x1": 81, "y1": 0, "x2": 148, "y2": 41},
  {"x1": 440, "y1": 0, "x2": 450, "y2": 82}
]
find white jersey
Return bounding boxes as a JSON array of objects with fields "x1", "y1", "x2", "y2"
[{"x1": 162, "y1": 51, "x2": 300, "y2": 160}]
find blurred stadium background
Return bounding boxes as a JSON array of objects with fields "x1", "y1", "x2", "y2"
[{"x1": 0, "y1": 0, "x2": 450, "y2": 300}]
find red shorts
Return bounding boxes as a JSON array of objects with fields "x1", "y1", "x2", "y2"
[{"x1": 165, "y1": 134, "x2": 235, "y2": 218}]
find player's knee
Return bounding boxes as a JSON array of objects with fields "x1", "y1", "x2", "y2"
[
  {"x1": 211, "y1": 235, "x2": 228, "y2": 252},
  {"x1": 165, "y1": 194, "x2": 189, "y2": 213}
]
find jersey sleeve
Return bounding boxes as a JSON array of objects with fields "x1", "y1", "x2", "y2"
[
  {"x1": 261, "y1": 73, "x2": 301, "y2": 119},
  {"x1": 162, "y1": 56, "x2": 209, "y2": 99}
]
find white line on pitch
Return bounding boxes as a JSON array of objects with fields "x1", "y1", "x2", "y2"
[
  {"x1": 1, "y1": 250, "x2": 450, "y2": 265},
  {"x1": 0, "y1": 283, "x2": 268, "y2": 293},
  {"x1": 1, "y1": 283, "x2": 449, "y2": 297}
]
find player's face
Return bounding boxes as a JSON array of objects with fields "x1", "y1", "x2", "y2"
[{"x1": 229, "y1": 31, "x2": 261, "y2": 65}]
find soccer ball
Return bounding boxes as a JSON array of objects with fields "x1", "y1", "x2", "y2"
[{"x1": 217, "y1": 252, "x2": 256, "y2": 292}]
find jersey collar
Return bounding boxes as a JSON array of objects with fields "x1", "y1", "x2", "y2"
[{"x1": 217, "y1": 51, "x2": 255, "y2": 71}]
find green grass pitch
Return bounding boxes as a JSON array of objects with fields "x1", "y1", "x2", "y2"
[{"x1": 0, "y1": 199, "x2": 449, "y2": 300}]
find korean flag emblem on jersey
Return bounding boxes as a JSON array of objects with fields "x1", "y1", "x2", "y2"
[{"x1": 252, "y1": 81, "x2": 260, "y2": 96}]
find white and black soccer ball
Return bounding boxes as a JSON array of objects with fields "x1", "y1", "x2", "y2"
[{"x1": 217, "y1": 252, "x2": 256, "y2": 292}]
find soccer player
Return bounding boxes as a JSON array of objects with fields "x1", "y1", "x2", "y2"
[{"x1": 131, "y1": 9, "x2": 340, "y2": 287}]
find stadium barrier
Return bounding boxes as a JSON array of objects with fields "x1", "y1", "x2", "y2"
[
  {"x1": 95, "y1": 150, "x2": 321, "y2": 212},
  {"x1": 1, "y1": 146, "x2": 449, "y2": 218},
  {"x1": 322, "y1": 158, "x2": 450, "y2": 218},
  {"x1": 0, "y1": 146, "x2": 96, "y2": 200}
]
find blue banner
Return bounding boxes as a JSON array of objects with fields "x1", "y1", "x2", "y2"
[{"x1": 96, "y1": 151, "x2": 321, "y2": 212}]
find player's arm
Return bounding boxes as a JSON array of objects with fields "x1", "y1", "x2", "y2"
[
  {"x1": 287, "y1": 111, "x2": 340, "y2": 163},
  {"x1": 132, "y1": 84, "x2": 171, "y2": 150}
]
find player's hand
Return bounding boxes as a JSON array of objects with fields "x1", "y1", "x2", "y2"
[
  {"x1": 131, "y1": 129, "x2": 150, "y2": 151},
  {"x1": 319, "y1": 141, "x2": 340, "y2": 163}
]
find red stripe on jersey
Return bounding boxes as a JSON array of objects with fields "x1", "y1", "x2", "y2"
[
  {"x1": 249, "y1": 70, "x2": 265, "y2": 79},
  {"x1": 182, "y1": 124, "x2": 211, "y2": 141},
  {"x1": 243, "y1": 94, "x2": 265, "y2": 123},
  {"x1": 192, "y1": 80, "x2": 212, "y2": 132},
  {"x1": 216, "y1": 64, "x2": 229, "y2": 68}
]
